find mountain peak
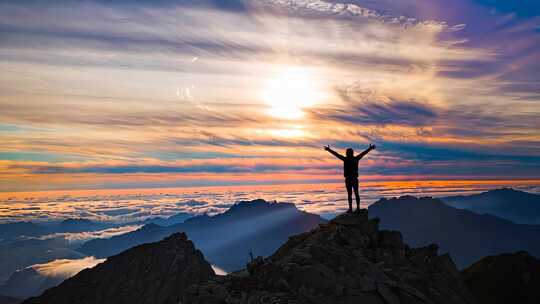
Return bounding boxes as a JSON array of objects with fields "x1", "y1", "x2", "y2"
[
  {"x1": 232, "y1": 199, "x2": 296, "y2": 210},
  {"x1": 23, "y1": 232, "x2": 214, "y2": 304},
  {"x1": 373, "y1": 195, "x2": 446, "y2": 208},
  {"x1": 370, "y1": 195, "x2": 540, "y2": 268},
  {"x1": 215, "y1": 199, "x2": 300, "y2": 221},
  {"x1": 442, "y1": 187, "x2": 540, "y2": 225},
  {"x1": 186, "y1": 210, "x2": 472, "y2": 303},
  {"x1": 26, "y1": 209, "x2": 474, "y2": 304}
]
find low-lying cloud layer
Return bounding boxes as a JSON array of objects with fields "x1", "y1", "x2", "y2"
[
  {"x1": 38, "y1": 225, "x2": 143, "y2": 243},
  {"x1": 31, "y1": 256, "x2": 105, "y2": 279},
  {"x1": 1, "y1": 181, "x2": 539, "y2": 224}
]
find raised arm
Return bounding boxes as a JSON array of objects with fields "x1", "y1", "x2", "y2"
[
  {"x1": 356, "y1": 144, "x2": 376, "y2": 160},
  {"x1": 324, "y1": 145, "x2": 345, "y2": 161}
]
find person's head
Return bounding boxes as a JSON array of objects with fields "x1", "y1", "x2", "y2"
[{"x1": 346, "y1": 148, "x2": 354, "y2": 157}]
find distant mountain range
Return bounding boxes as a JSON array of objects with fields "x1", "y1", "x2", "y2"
[
  {"x1": 0, "y1": 211, "x2": 195, "y2": 279},
  {"x1": 0, "y1": 214, "x2": 196, "y2": 243},
  {"x1": 135, "y1": 212, "x2": 192, "y2": 227},
  {"x1": 0, "y1": 238, "x2": 85, "y2": 286},
  {"x1": 3, "y1": 188, "x2": 540, "y2": 301},
  {"x1": 369, "y1": 195, "x2": 540, "y2": 268},
  {"x1": 0, "y1": 200, "x2": 321, "y2": 300},
  {"x1": 79, "y1": 199, "x2": 325, "y2": 272},
  {"x1": 0, "y1": 219, "x2": 108, "y2": 241},
  {"x1": 22, "y1": 211, "x2": 475, "y2": 304},
  {"x1": 442, "y1": 188, "x2": 540, "y2": 225},
  {"x1": 0, "y1": 267, "x2": 62, "y2": 300}
]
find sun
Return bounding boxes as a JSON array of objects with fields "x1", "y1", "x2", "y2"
[{"x1": 262, "y1": 66, "x2": 325, "y2": 119}]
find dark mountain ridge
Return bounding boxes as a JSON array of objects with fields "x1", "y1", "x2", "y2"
[
  {"x1": 0, "y1": 211, "x2": 194, "y2": 243},
  {"x1": 23, "y1": 233, "x2": 214, "y2": 304},
  {"x1": 79, "y1": 199, "x2": 325, "y2": 272},
  {"x1": 0, "y1": 237, "x2": 85, "y2": 286},
  {"x1": 0, "y1": 267, "x2": 63, "y2": 300},
  {"x1": 0, "y1": 220, "x2": 107, "y2": 241},
  {"x1": 442, "y1": 188, "x2": 540, "y2": 224},
  {"x1": 0, "y1": 210, "x2": 190, "y2": 285},
  {"x1": 23, "y1": 210, "x2": 475, "y2": 304},
  {"x1": 369, "y1": 195, "x2": 540, "y2": 268}
]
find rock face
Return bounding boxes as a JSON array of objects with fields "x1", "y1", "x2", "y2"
[
  {"x1": 185, "y1": 210, "x2": 474, "y2": 304},
  {"x1": 22, "y1": 233, "x2": 214, "y2": 304},
  {"x1": 24, "y1": 210, "x2": 474, "y2": 304},
  {"x1": 462, "y1": 251, "x2": 540, "y2": 304}
]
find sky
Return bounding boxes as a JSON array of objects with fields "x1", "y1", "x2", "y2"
[{"x1": 0, "y1": 0, "x2": 539, "y2": 192}]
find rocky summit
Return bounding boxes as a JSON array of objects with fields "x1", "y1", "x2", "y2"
[
  {"x1": 186, "y1": 209, "x2": 474, "y2": 304},
  {"x1": 24, "y1": 209, "x2": 475, "y2": 304}
]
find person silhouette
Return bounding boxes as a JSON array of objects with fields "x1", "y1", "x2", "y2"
[{"x1": 324, "y1": 144, "x2": 376, "y2": 213}]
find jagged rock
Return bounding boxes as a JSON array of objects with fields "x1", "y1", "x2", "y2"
[
  {"x1": 186, "y1": 210, "x2": 475, "y2": 304},
  {"x1": 332, "y1": 209, "x2": 368, "y2": 225},
  {"x1": 25, "y1": 209, "x2": 475, "y2": 304}
]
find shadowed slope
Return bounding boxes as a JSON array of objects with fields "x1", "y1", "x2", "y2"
[
  {"x1": 22, "y1": 209, "x2": 474, "y2": 304},
  {"x1": 23, "y1": 233, "x2": 214, "y2": 304},
  {"x1": 79, "y1": 199, "x2": 325, "y2": 271},
  {"x1": 369, "y1": 196, "x2": 540, "y2": 268},
  {"x1": 462, "y1": 251, "x2": 540, "y2": 304},
  {"x1": 442, "y1": 188, "x2": 540, "y2": 224},
  {"x1": 184, "y1": 210, "x2": 474, "y2": 303}
]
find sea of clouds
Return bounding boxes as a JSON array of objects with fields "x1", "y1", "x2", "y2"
[{"x1": 2, "y1": 181, "x2": 539, "y2": 224}]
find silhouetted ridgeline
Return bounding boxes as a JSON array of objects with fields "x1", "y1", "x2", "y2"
[
  {"x1": 0, "y1": 238, "x2": 85, "y2": 290},
  {"x1": 78, "y1": 199, "x2": 324, "y2": 272},
  {"x1": 442, "y1": 188, "x2": 540, "y2": 225},
  {"x1": 23, "y1": 233, "x2": 214, "y2": 304},
  {"x1": 369, "y1": 195, "x2": 540, "y2": 268},
  {"x1": 23, "y1": 210, "x2": 475, "y2": 304},
  {"x1": 0, "y1": 219, "x2": 111, "y2": 241},
  {"x1": 0, "y1": 266, "x2": 62, "y2": 300},
  {"x1": 7, "y1": 190, "x2": 540, "y2": 303}
]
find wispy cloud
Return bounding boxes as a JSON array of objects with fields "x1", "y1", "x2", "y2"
[
  {"x1": 38, "y1": 225, "x2": 142, "y2": 243},
  {"x1": 30, "y1": 256, "x2": 105, "y2": 279},
  {"x1": 0, "y1": 0, "x2": 538, "y2": 190}
]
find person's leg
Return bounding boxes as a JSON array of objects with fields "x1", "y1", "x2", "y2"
[
  {"x1": 353, "y1": 178, "x2": 360, "y2": 211},
  {"x1": 345, "y1": 179, "x2": 353, "y2": 212}
]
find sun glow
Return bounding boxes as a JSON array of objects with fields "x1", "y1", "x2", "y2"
[{"x1": 263, "y1": 67, "x2": 326, "y2": 119}]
